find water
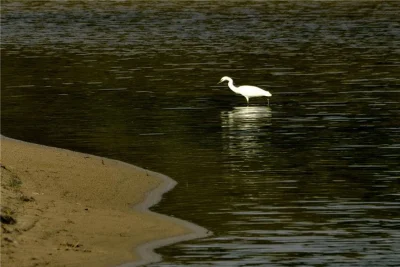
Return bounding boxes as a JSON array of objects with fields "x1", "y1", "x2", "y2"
[{"x1": 2, "y1": 1, "x2": 400, "y2": 266}]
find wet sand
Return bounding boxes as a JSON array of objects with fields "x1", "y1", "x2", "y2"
[{"x1": 0, "y1": 136, "x2": 209, "y2": 267}]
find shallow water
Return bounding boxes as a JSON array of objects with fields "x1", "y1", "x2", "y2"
[{"x1": 2, "y1": 1, "x2": 400, "y2": 266}]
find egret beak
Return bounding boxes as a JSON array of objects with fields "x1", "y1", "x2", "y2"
[{"x1": 217, "y1": 80, "x2": 223, "y2": 84}]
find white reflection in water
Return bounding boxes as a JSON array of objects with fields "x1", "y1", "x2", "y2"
[{"x1": 221, "y1": 107, "x2": 272, "y2": 162}]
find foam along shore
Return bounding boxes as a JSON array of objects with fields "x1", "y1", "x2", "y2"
[{"x1": 0, "y1": 136, "x2": 209, "y2": 267}]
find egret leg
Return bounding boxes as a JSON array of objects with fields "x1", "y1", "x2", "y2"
[
  {"x1": 267, "y1": 98, "x2": 270, "y2": 106},
  {"x1": 245, "y1": 97, "x2": 249, "y2": 106}
]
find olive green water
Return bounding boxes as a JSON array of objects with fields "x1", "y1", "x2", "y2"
[{"x1": 2, "y1": 1, "x2": 400, "y2": 266}]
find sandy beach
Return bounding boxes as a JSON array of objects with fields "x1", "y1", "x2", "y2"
[{"x1": 1, "y1": 136, "x2": 208, "y2": 267}]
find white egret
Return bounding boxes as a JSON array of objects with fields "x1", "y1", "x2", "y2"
[{"x1": 218, "y1": 76, "x2": 272, "y2": 106}]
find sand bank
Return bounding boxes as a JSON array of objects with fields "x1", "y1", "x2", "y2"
[{"x1": 1, "y1": 136, "x2": 209, "y2": 267}]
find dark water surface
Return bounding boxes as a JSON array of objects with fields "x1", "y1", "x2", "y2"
[{"x1": 2, "y1": 1, "x2": 400, "y2": 266}]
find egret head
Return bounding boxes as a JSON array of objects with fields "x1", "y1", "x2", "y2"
[{"x1": 218, "y1": 76, "x2": 231, "y2": 84}]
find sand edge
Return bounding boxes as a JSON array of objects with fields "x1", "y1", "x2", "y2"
[
  {"x1": 116, "y1": 166, "x2": 211, "y2": 267},
  {"x1": 1, "y1": 135, "x2": 210, "y2": 267},
  {"x1": 121, "y1": 168, "x2": 210, "y2": 267}
]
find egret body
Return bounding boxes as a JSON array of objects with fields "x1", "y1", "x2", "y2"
[{"x1": 218, "y1": 76, "x2": 272, "y2": 106}]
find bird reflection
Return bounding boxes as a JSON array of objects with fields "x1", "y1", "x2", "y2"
[
  {"x1": 222, "y1": 106, "x2": 272, "y2": 129},
  {"x1": 221, "y1": 106, "x2": 272, "y2": 164}
]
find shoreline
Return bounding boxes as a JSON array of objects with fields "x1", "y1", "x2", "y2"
[
  {"x1": 123, "y1": 168, "x2": 210, "y2": 267},
  {"x1": 1, "y1": 135, "x2": 209, "y2": 267}
]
